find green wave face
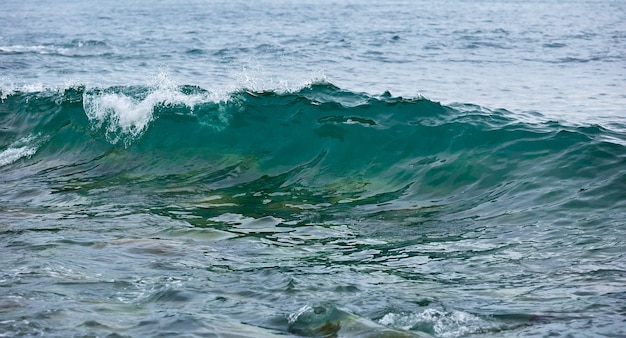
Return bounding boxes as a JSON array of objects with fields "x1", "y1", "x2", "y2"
[{"x1": 1, "y1": 83, "x2": 625, "y2": 222}]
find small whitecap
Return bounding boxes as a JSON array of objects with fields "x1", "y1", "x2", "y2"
[
  {"x1": 380, "y1": 308, "x2": 496, "y2": 338},
  {"x1": 288, "y1": 305, "x2": 313, "y2": 324},
  {"x1": 0, "y1": 135, "x2": 40, "y2": 167},
  {"x1": 83, "y1": 73, "x2": 217, "y2": 145}
]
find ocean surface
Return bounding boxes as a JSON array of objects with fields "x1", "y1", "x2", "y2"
[{"x1": 1, "y1": 0, "x2": 626, "y2": 337}]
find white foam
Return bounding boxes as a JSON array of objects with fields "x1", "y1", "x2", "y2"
[
  {"x1": 288, "y1": 305, "x2": 314, "y2": 324},
  {"x1": 83, "y1": 72, "x2": 224, "y2": 145},
  {"x1": 0, "y1": 42, "x2": 106, "y2": 57},
  {"x1": 83, "y1": 92, "x2": 154, "y2": 143},
  {"x1": 379, "y1": 308, "x2": 495, "y2": 338},
  {"x1": 0, "y1": 136, "x2": 39, "y2": 167},
  {"x1": 0, "y1": 82, "x2": 49, "y2": 100},
  {"x1": 0, "y1": 44, "x2": 51, "y2": 54},
  {"x1": 230, "y1": 63, "x2": 328, "y2": 95}
]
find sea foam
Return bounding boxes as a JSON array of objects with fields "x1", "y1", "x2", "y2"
[
  {"x1": 0, "y1": 136, "x2": 39, "y2": 167},
  {"x1": 379, "y1": 308, "x2": 498, "y2": 337},
  {"x1": 82, "y1": 73, "x2": 222, "y2": 146}
]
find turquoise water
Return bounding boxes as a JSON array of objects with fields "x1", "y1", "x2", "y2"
[{"x1": 2, "y1": 1, "x2": 626, "y2": 337}]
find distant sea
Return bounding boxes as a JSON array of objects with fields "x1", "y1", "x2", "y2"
[{"x1": 1, "y1": 1, "x2": 625, "y2": 337}]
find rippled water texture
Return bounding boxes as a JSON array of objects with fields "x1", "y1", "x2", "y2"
[
  {"x1": 1, "y1": 83, "x2": 625, "y2": 337},
  {"x1": 1, "y1": 0, "x2": 626, "y2": 337},
  {"x1": 2, "y1": 0, "x2": 625, "y2": 119}
]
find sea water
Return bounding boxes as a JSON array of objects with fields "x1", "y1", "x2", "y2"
[{"x1": 1, "y1": 0, "x2": 625, "y2": 337}]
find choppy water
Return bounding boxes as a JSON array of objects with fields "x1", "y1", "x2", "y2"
[{"x1": 1, "y1": 0, "x2": 626, "y2": 337}]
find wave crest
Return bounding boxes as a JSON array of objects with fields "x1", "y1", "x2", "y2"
[
  {"x1": 1, "y1": 81, "x2": 625, "y2": 212},
  {"x1": 82, "y1": 79, "x2": 235, "y2": 146}
]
